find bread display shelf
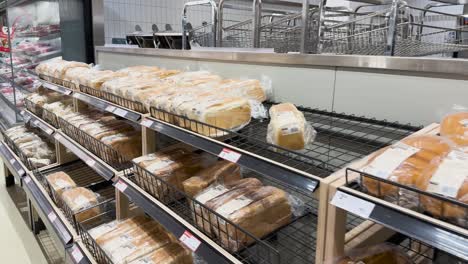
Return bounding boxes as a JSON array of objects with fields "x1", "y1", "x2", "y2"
[
  {"x1": 0, "y1": 141, "x2": 27, "y2": 181},
  {"x1": 17, "y1": 50, "x2": 62, "y2": 64},
  {"x1": 20, "y1": 109, "x2": 55, "y2": 135},
  {"x1": 53, "y1": 131, "x2": 115, "y2": 180},
  {"x1": 39, "y1": 78, "x2": 73, "y2": 95},
  {"x1": 65, "y1": 242, "x2": 94, "y2": 264},
  {"x1": 33, "y1": 161, "x2": 115, "y2": 232},
  {"x1": 323, "y1": 123, "x2": 468, "y2": 263},
  {"x1": 23, "y1": 174, "x2": 73, "y2": 246},
  {"x1": 114, "y1": 176, "x2": 241, "y2": 264}
]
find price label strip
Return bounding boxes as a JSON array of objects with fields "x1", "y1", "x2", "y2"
[
  {"x1": 71, "y1": 246, "x2": 84, "y2": 263},
  {"x1": 179, "y1": 231, "x2": 201, "y2": 252},
  {"x1": 141, "y1": 119, "x2": 154, "y2": 128},
  {"x1": 115, "y1": 181, "x2": 128, "y2": 192},
  {"x1": 331, "y1": 191, "x2": 375, "y2": 219},
  {"x1": 218, "y1": 148, "x2": 242, "y2": 163},
  {"x1": 48, "y1": 212, "x2": 57, "y2": 222}
]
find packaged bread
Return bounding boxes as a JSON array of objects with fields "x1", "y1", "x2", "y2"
[
  {"x1": 117, "y1": 65, "x2": 161, "y2": 74},
  {"x1": 183, "y1": 160, "x2": 241, "y2": 197},
  {"x1": 164, "y1": 71, "x2": 222, "y2": 87},
  {"x1": 217, "y1": 79, "x2": 268, "y2": 102},
  {"x1": 46, "y1": 171, "x2": 77, "y2": 197},
  {"x1": 63, "y1": 67, "x2": 93, "y2": 89},
  {"x1": 53, "y1": 61, "x2": 90, "y2": 81},
  {"x1": 205, "y1": 185, "x2": 292, "y2": 251},
  {"x1": 29, "y1": 158, "x2": 53, "y2": 168},
  {"x1": 416, "y1": 150, "x2": 468, "y2": 219},
  {"x1": 132, "y1": 148, "x2": 188, "y2": 168},
  {"x1": 440, "y1": 111, "x2": 468, "y2": 148},
  {"x1": 89, "y1": 215, "x2": 153, "y2": 239},
  {"x1": 86, "y1": 71, "x2": 129, "y2": 90},
  {"x1": 193, "y1": 178, "x2": 263, "y2": 235},
  {"x1": 128, "y1": 243, "x2": 193, "y2": 264},
  {"x1": 101, "y1": 132, "x2": 142, "y2": 159},
  {"x1": 61, "y1": 187, "x2": 100, "y2": 222},
  {"x1": 267, "y1": 103, "x2": 316, "y2": 150},
  {"x1": 362, "y1": 136, "x2": 452, "y2": 197},
  {"x1": 35, "y1": 58, "x2": 63, "y2": 76},
  {"x1": 186, "y1": 96, "x2": 252, "y2": 137},
  {"x1": 99, "y1": 221, "x2": 159, "y2": 252},
  {"x1": 333, "y1": 243, "x2": 412, "y2": 264}
]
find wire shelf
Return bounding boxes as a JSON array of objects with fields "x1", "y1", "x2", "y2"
[
  {"x1": 24, "y1": 98, "x2": 61, "y2": 128},
  {"x1": 345, "y1": 168, "x2": 468, "y2": 229},
  {"x1": 150, "y1": 103, "x2": 420, "y2": 179},
  {"x1": 79, "y1": 85, "x2": 147, "y2": 114},
  {"x1": 24, "y1": 98, "x2": 43, "y2": 116},
  {"x1": 57, "y1": 116, "x2": 132, "y2": 171}
]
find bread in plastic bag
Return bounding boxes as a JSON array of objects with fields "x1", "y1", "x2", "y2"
[
  {"x1": 416, "y1": 150, "x2": 468, "y2": 220},
  {"x1": 267, "y1": 103, "x2": 317, "y2": 150},
  {"x1": 128, "y1": 242, "x2": 193, "y2": 264},
  {"x1": 330, "y1": 243, "x2": 412, "y2": 264},
  {"x1": 61, "y1": 187, "x2": 100, "y2": 222},
  {"x1": 46, "y1": 171, "x2": 77, "y2": 197},
  {"x1": 361, "y1": 135, "x2": 452, "y2": 198},
  {"x1": 440, "y1": 105, "x2": 468, "y2": 148}
]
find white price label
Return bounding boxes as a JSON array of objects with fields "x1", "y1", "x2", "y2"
[
  {"x1": 179, "y1": 231, "x2": 201, "y2": 252},
  {"x1": 48, "y1": 212, "x2": 57, "y2": 222},
  {"x1": 9, "y1": 158, "x2": 15, "y2": 164},
  {"x1": 331, "y1": 191, "x2": 375, "y2": 219},
  {"x1": 33, "y1": 120, "x2": 39, "y2": 125},
  {"x1": 18, "y1": 169, "x2": 25, "y2": 175},
  {"x1": 45, "y1": 128, "x2": 54, "y2": 135},
  {"x1": 20, "y1": 110, "x2": 25, "y2": 116},
  {"x1": 141, "y1": 119, "x2": 154, "y2": 127},
  {"x1": 24, "y1": 176, "x2": 31, "y2": 184},
  {"x1": 105, "y1": 105, "x2": 116, "y2": 112},
  {"x1": 114, "y1": 108, "x2": 127, "y2": 117},
  {"x1": 54, "y1": 133, "x2": 62, "y2": 140},
  {"x1": 218, "y1": 148, "x2": 241, "y2": 163},
  {"x1": 85, "y1": 159, "x2": 96, "y2": 167},
  {"x1": 115, "y1": 181, "x2": 127, "y2": 192},
  {"x1": 71, "y1": 246, "x2": 84, "y2": 262}
]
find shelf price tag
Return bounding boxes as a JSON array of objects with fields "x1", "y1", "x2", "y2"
[
  {"x1": 71, "y1": 246, "x2": 84, "y2": 262},
  {"x1": 18, "y1": 169, "x2": 25, "y2": 176},
  {"x1": 114, "y1": 108, "x2": 127, "y2": 117},
  {"x1": 48, "y1": 212, "x2": 57, "y2": 222},
  {"x1": 331, "y1": 191, "x2": 375, "y2": 219},
  {"x1": 24, "y1": 176, "x2": 31, "y2": 184},
  {"x1": 85, "y1": 159, "x2": 96, "y2": 168},
  {"x1": 115, "y1": 181, "x2": 127, "y2": 192},
  {"x1": 141, "y1": 119, "x2": 154, "y2": 128},
  {"x1": 179, "y1": 231, "x2": 201, "y2": 252},
  {"x1": 105, "y1": 105, "x2": 116, "y2": 112},
  {"x1": 9, "y1": 158, "x2": 16, "y2": 164},
  {"x1": 218, "y1": 148, "x2": 241, "y2": 163}
]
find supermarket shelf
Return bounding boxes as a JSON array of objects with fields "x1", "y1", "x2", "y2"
[
  {"x1": 0, "y1": 141, "x2": 27, "y2": 181},
  {"x1": 115, "y1": 176, "x2": 241, "y2": 264},
  {"x1": 16, "y1": 50, "x2": 62, "y2": 63},
  {"x1": 141, "y1": 117, "x2": 320, "y2": 193},
  {"x1": 20, "y1": 109, "x2": 55, "y2": 135},
  {"x1": 66, "y1": 243, "x2": 93, "y2": 264},
  {"x1": 0, "y1": 91, "x2": 18, "y2": 110},
  {"x1": 53, "y1": 131, "x2": 115, "y2": 180},
  {"x1": 15, "y1": 32, "x2": 61, "y2": 41},
  {"x1": 73, "y1": 92, "x2": 142, "y2": 122},
  {"x1": 40, "y1": 80, "x2": 73, "y2": 95},
  {"x1": 333, "y1": 186, "x2": 468, "y2": 261},
  {"x1": 0, "y1": 74, "x2": 32, "y2": 94},
  {"x1": 23, "y1": 174, "x2": 73, "y2": 246}
]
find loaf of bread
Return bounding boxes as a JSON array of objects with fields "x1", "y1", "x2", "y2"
[
  {"x1": 128, "y1": 243, "x2": 193, "y2": 264},
  {"x1": 183, "y1": 160, "x2": 241, "y2": 197},
  {"x1": 415, "y1": 150, "x2": 468, "y2": 219},
  {"x1": 86, "y1": 71, "x2": 129, "y2": 90},
  {"x1": 335, "y1": 243, "x2": 412, "y2": 264},
  {"x1": 46, "y1": 171, "x2": 77, "y2": 197},
  {"x1": 164, "y1": 71, "x2": 222, "y2": 87},
  {"x1": 362, "y1": 136, "x2": 452, "y2": 197},
  {"x1": 63, "y1": 67, "x2": 94, "y2": 89},
  {"x1": 267, "y1": 103, "x2": 313, "y2": 150},
  {"x1": 205, "y1": 185, "x2": 292, "y2": 251},
  {"x1": 101, "y1": 132, "x2": 142, "y2": 159},
  {"x1": 186, "y1": 96, "x2": 251, "y2": 137},
  {"x1": 217, "y1": 79, "x2": 267, "y2": 102},
  {"x1": 89, "y1": 215, "x2": 153, "y2": 239},
  {"x1": 117, "y1": 65, "x2": 161, "y2": 74},
  {"x1": 61, "y1": 187, "x2": 100, "y2": 222},
  {"x1": 133, "y1": 148, "x2": 188, "y2": 168},
  {"x1": 53, "y1": 61, "x2": 90, "y2": 81},
  {"x1": 440, "y1": 112, "x2": 468, "y2": 147},
  {"x1": 35, "y1": 58, "x2": 63, "y2": 76}
]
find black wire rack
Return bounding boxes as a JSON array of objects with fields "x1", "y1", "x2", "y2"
[
  {"x1": 57, "y1": 116, "x2": 132, "y2": 171},
  {"x1": 24, "y1": 98, "x2": 43, "y2": 116},
  {"x1": 150, "y1": 103, "x2": 421, "y2": 178},
  {"x1": 77, "y1": 201, "x2": 116, "y2": 264},
  {"x1": 24, "y1": 97, "x2": 61, "y2": 128},
  {"x1": 345, "y1": 168, "x2": 468, "y2": 229},
  {"x1": 79, "y1": 85, "x2": 147, "y2": 113},
  {"x1": 62, "y1": 79, "x2": 78, "y2": 90},
  {"x1": 39, "y1": 74, "x2": 63, "y2": 86},
  {"x1": 32, "y1": 161, "x2": 115, "y2": 231},
  {"x1": 130, "y1": 157, "x2": 320, "y2": 264}
]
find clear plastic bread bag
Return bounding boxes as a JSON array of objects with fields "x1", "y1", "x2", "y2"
[
  {"x1": 440, "y1": 104, "x2": 468, "y2": 151},
  {"x1": 325, "y1": 243, "x2": 413, "y2": 264}
]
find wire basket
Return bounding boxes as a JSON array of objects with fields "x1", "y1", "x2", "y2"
[
  {"x1": 190, "y1": 23, "x2": 216, "y2": 47},
  {"x1": 79, "y1": 85, "x2": 147, "y2": 114},
  {"x1": 150, "y1": 102, "x2": 420, "y2": 179},
  {"x1": 345, "y1": 168, "x2": 468, "y2": 229},
  {"x1": 57, "y1": 116, "x2": 132, "y2": 171},
  {"x1": 24, "y1": 98, "x2": 43, "y2": 116},
  {"x1": 220, "y1": 15, "x2": 278, "y2": 49},
  {"x1": 32, "y1": 161, "x2": 115, "y2": 231},
  {"x1": 321, "y1": 4, "x2": 468, "y2": 56}
]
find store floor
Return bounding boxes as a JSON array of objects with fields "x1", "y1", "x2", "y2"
[{"x1": 0, "y1": 163, "x2": 48, "y2": 264}]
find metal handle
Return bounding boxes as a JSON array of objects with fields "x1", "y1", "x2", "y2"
[{"x1": 182, "y1": 0, "x2": 218, "y2": 50}]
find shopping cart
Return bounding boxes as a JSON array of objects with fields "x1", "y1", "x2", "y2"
[{"x1": 320, "y1": 1, "x2": 468, "y2": 56}]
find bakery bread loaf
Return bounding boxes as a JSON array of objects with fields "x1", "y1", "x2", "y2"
[
  {"x1": 101, "y1": 132, "x2": 142, "y2": 159},
  {"x1": 362, "y1": 136, "x2": 452, "y2": 197},
  {"x1": 267, "y1": 103, "x2": 311, "y2": 150},
  {"x1": 46, "y1": 171, "x2": 77, "y2": 197},
  {"x1": 440, "y1": 112, "x2": 468, "y2": 147},
  {"x1": 416, "y1": 150, "x2": 468, "y2": 219},
  {"x1": 217, "y1": 79, "x2": 267, "y2": 102},
  {"x1": 128, "y1": 243, "x2": 193, "y2": 264},
  {"x1": 89, "y1": 215, "x2": 153, "y2": 239},
  {"x1": 61, "y1": 187, "x2": 100, "y2": 222},
  {"x1": 183, "y1": 160, "x2": 241, "y2": 197},
  {"x1": 335, "y1": 243, "x2": 412, "y2": 264}
]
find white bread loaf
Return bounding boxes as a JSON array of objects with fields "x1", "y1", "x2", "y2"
[
  {"x1": 61, "y1": 187, "x2": 100, "y2": 222},
  {"x1": 128, "y1": 243, "x2": 193, "y2": 264},
  {"x1": 46, "y1": 171, "x2": 77, "y2": 197}
]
